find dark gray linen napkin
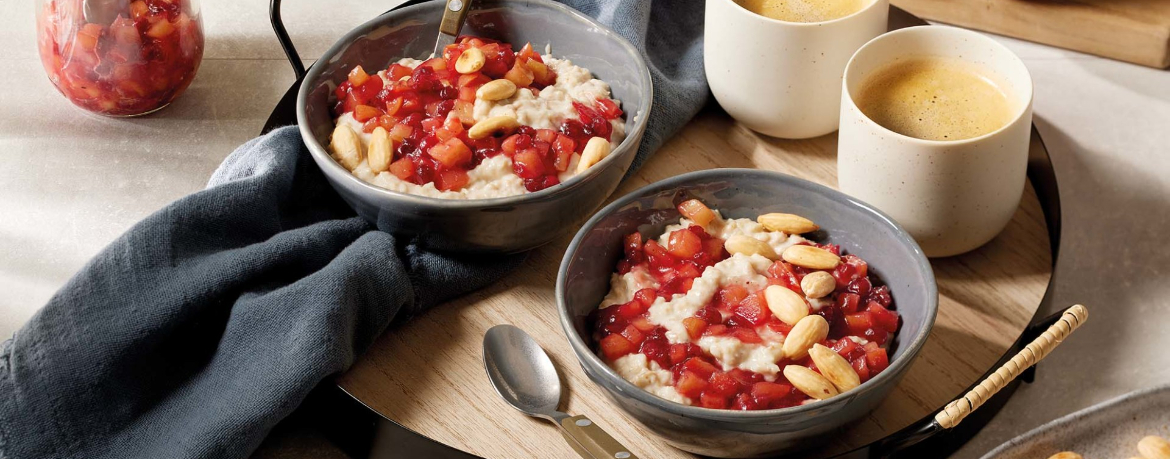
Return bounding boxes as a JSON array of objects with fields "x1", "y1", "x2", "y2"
[{"x1": 0, "y1": 1, "x2": 705, "y2": 458}]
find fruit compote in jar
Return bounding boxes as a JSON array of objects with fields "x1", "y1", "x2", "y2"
[{"x1": 35, "y1": 0, "x2": 204, "y2": 116}]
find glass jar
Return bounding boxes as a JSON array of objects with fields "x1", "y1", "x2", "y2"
[{"x1": 35, "y1": 0, "x2": 204, "y2": 117}]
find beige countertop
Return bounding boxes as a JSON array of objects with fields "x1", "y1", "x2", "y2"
[{"x1": 1, "y1": 0, "x2": 1168, "y2": 457}]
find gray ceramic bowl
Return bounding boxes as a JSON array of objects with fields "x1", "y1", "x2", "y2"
[
  {"x1": 556, "y1": 169, "x2": 938, "y2": 458},
  {"x1": 296, "y1": 0, "x2": 652, "y2": 253}
]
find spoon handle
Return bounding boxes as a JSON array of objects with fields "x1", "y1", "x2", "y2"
[{"x1": 559, "y1": 415, "x2": 638, "y2": 459}]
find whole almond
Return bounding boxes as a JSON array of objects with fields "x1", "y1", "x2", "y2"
[
  {"x1": 454, "y1": 47, "x2": 486, "y2": 74},
  {"x1": 783, "y1": 315, "x2": 829, "y2": 359},
  {"x1": 576, "y1": 137, "x2": 612, "y2": 173},
  {"x1": 468, "y1": 115, "x2": 520, "y2": 139},
  {"x1": 329, "y1": 124, "x2": 364, "y2": 171},
  {"x1": 1139, "y1": 436, "x2": 1170, "y2": 459},
  {"x1": 808, "y1": 344, "x2": 861, "y2": 392},
  {"x1": 800, "y1": 271, "x2": 836, "y2": 299},
  {"x1": 764, "y1": 285, "x2": 808, "y2": 326},
  {"x1": 367, "y1": 127, "x2": 393, "y2": 173},
  {"x1": 782, "y1": 245, "x2": 841, "y2": 270},
  {"x1": 724, "y1": 235, "x2": 779, "y2": 260},
  {"x1": 1045, "y1": 454, "x2": 1083, "y2": 459},
  {"x1": 758, "y1": 213, "x2": 819, "y2": 234},
  {"x1": 783, "y1": 365, "x2": 839, "y2": 400},
  {"x1": 476, "y1": 79, "x2": 517, "y2": 101}
]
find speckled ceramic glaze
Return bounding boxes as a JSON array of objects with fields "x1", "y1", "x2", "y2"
[
  {"x1": 838, "y1": 26, "x2": 1034, "y2": 257},
  {"x1": 296, "y1": 0, "x2": 652, "y2": 253},
  {"x1": 556, "y1": 169, "x2": 937, "y2": 458},
  {"x1": 705, "y1": 0, "x2": 888, "y2": 139},
  {"x1": 984, "y1": 384, "x2": 1170, "y2": 459}
]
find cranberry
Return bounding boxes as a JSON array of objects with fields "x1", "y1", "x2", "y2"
[
  {"x1": 846, "y1": 277, "x2": 872, "y2": 297},
  {"x1": 640, "y1": 338, "x2": 670, "y2": 368},
  {"x1": 523, "y1": 176, "x2": 560, "y2": 192},
  {"x1": 866, "y1": 285, "x2": 892, "y2": 308},
  {"x1": 473, "y1": 147, "x2": 502, "y2": 163},
  {"x1": 409, "y1": 66, "x2": 441, "y2": 91}
]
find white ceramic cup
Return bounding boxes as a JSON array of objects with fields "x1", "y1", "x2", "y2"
[
  {"x1": 704, "y1": 0, "x2": 888, "y2": 139},
  {"x1": 837, "y1": 26, "x2": 1034, "y2": 257}
]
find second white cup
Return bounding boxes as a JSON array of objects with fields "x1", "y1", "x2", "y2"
[
  {"x1": 837, "y1": 26, "x2": 1035, "y2": 257},
  {"x1": 704, "y1": 0, "x2": 888, "y2": 139}
]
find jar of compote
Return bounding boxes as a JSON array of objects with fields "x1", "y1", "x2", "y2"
[{"x1": 35, "y1": 0, "x2": 204, "y2": 116}]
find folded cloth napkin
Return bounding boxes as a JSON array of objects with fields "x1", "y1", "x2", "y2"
[{"x1": 0, "y1": 1, "x2": 705, "y2": 458}]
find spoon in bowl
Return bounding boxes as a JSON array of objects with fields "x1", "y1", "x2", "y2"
[
  {"x1": 483, "y1": 324, "x2": 638, "y2": 459},
  {"x1": 434, "y1": 0, "x2": 472, "y2": 57}
]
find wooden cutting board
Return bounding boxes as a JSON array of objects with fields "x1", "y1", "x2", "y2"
[{"x1": 890, "y1": 0, "x2": 1170, "y2": 68}]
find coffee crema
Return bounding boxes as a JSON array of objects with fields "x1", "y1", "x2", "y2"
[
  {"x1": 854, "y1": 57, "x2": 1016, "y2": 141},
  {"x1": 735, "y1": 0, "x2": 867, "y2": 23}
]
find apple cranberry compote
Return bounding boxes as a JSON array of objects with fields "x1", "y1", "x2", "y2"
[
  {"x1": 592, "y1": 200, "x2": 900, "y2": 410},
  {"x1": 327, "y1": 36, "x2": 626, "y2": 199},
  {"x1": 36, "y1": 0, "x2": 204, "y2": 116}
]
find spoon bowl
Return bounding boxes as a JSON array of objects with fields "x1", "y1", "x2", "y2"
[
  {"x1": 482, "y1": 324, "x2": 639, "y2": 459},
  {"x1": 483, "y1": 324, "x2": 563, "y2": 421}
]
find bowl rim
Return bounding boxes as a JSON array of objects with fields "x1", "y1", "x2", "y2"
[
  {"x1": 296, "y1": 0, "x2": 654, "y2": 209},
  {"x1": 556, "y1": 168, "x2": 938, "y2": 420}
]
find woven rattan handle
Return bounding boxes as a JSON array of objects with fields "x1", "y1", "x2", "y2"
[{"x1": 934, "y1": 304, "x2": 1088, "y2": 429}]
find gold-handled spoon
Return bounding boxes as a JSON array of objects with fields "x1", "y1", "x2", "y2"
[
  {"x1": 433, "y1": 0, "x2": 472, "y2": 57},
  {"x1": 483, "y1": 324, "x2": 638, "y2": 459}
]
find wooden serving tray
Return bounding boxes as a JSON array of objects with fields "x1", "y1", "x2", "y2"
[{"x1": 333, "y1": 107, "x2": 1053, "y2": 458}]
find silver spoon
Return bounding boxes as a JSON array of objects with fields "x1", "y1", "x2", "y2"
[{"x1": 483, "y1": 324, "x2": 638, "y2": 459}]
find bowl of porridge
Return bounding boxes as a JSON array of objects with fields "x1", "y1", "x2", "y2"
[
  {"x1": 297, "y1": 0, "x2": 651, "y2": 252},
  {"x1": 557, "y1": 169, "x2": 937, "y2": 457}
]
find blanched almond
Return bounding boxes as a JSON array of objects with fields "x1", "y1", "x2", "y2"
[
  {"x1": 800, "y1": 271, "x2": 836, "y2": 299},
  {"x1": 367, "y1": 127, "x2": 393, "y2": 173},
  {"x1": 782, "y1": 245, "x2": 841, "y2": 270},
  {"x1": 1045, "y1": 453, "x2": 1082, "y2": 459},
  {"x1": 454, "y1": 47, "x2": 485, "y2": 74},
  {"x1": 808, "y1": 344, "x2": 860, "y2": 392},
  {"x1": 1139, "y1": 436, "x2": 1170, "y2": 459},
  {"x1": 476, "y1": 79, "x2": 517, "y2": 101},
  {"x1": 758, "y1": 213, "x2": 819, "y2": 234},
  {"x1": 575, "y1": 137, "x2": 611, "y2": 173},
  {"x1": 724, "y1": 235, "x2": 778, "y2": 260},
  {"x1": 764, "y1": 285, "x2": 808, "y2": 326},
  {"x1": 783, "y1": 315, "x2": 828, "y2": 359},
  {"x1": 783, "y1": 365, "x2": 839, "y2": 400},
  {"x1": 329, "y1": 124, "x2": 364, "y2": 171},
  {"x1": 468, "y1": 115, "x2": 520, "y2": 139}
]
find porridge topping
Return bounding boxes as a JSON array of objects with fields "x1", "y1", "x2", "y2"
[
  {"x1": 593, "y1": 199, "x2": 900, "y2": 410},
  {"x1": 327, "y1": 37, "x2": 626, "y2": 199}
]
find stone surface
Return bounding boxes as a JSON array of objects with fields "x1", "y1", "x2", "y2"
[{"x1": 0, "y1": 0, "x2": 1167, "y2": 457}]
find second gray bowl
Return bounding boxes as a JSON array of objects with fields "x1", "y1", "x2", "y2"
[
  {"x1": 296, "y1": 0, "x2": 652, "y2": 253},
  {"x1": 557, "y1": 168, "x2": 938, "y2": 457}
]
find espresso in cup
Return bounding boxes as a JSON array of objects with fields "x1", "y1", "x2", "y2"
[
  {"x1": 735, "y1": 0, "x2": 867, "y2": 22},
  {"x1": 838, "y1": 26, "x2": 1034, "y2": 257},
  {"x1": 854, "y1": 57, "x2": 1015, "y2": 141}
]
